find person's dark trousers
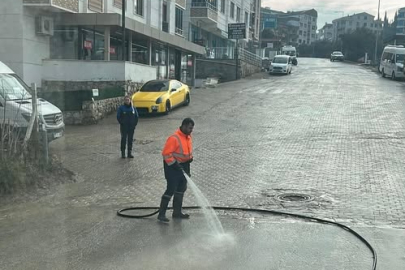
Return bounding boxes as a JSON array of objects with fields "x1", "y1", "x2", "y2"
[
  {"x1": 120, "y1": 126, "x2": 135, "y2": 158},
  {"x1": 158, "y1": 162, "x2": 190, "y2": 221}
]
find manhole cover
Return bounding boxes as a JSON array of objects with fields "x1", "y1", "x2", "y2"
[{"x1": 276, "y1": 193, "x2": 313, "y2": 202}]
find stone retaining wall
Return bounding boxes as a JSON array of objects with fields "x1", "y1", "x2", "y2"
[{"x1": 64, "y1": 97, "x2": 123, "y2": 125}]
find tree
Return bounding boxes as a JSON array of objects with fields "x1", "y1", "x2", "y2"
[{"x1": 340, "y1": 28, "x2": 380, "y2": 62}]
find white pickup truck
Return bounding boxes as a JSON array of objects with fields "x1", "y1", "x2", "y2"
[{"x1": 0, "y1": 61, "x2": 65, "y2": 142}]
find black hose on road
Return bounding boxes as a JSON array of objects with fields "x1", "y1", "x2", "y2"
[{"x1": 117, "y1": 206, "x2": 377, "y2": 270}]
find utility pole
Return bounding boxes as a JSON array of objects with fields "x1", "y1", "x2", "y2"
[
  {"x1": 235, "y1": 39, "x2": 239, "y2": 80},
  {"x1": 374, "y1": 0, "x2": 381, "y2": 65},
  {"x1": 122, "y1": 0, "x2": 126, "y2": 61}
]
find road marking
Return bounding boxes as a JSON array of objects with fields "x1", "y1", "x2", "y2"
[{"x1": 273, "y1": 89, "x2": 284, "y2": 94}]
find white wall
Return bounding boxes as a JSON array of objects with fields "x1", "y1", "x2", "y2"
[
  {"x1": 0, "y1": 0, "x2": 24, "y2": 80},
  {"x1": 42, "y1": 60, "x2": 156, "y2": 83},
  {"x1": 23, "y1": 8, "x2": 51, "y2": 87},
  {"x1": 124, "y1": 62, "x2": 156, "y2": 83}
]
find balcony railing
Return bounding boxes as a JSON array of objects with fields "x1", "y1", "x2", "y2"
[
  {"x1": 175, "y1": 27, "x2": 184, "y2": 36},
  {"x1": 190, "y1": 2, "x2": 218, "y2": 23},
  {"x1": 24, "y1": 0, "x2": 79, "y2": 12},
  {"x1": 191, "y1": 1, "x2": 217, "y2": 12}
]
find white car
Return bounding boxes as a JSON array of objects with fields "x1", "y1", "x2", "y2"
[
  {"x1": 0, "y1": 61, "x2": 65, "y2": 141},
  {"x1": 269, "y1": 55, "x2": 293, "y2": 75},
  {"x1": 379, "y1": 45, "x2": 405, "y2": 80}
]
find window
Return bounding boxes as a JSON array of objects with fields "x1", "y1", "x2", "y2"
[
  {"x1": 230, "y1": 2, "x2": 234, "y2": 18},
  {"x1": 221, "y1": 0, "x2": 225, "y2": 13},
  {"x1": 357, "y1": 22, "x2": 360, "y2": 27},
  {"x1": 364, "y1": 23, "x2": 367, "y2": 27},
  {"x1": 298, "y1": 39, "x2": 302, "y2": 43},
  {"x1": 245, "y1": 12, "x2": 248, "y2": 25},
  {"x1": 162, "y1": 2, "x2": 168, "y2": 22},
  {"x1": 134, "y1": 0, "x2": 143, "y2": 16},
  {"x1": 364, "y1": 16, "x2": 367, "y2": 20},
  {"x1": 175, "y1": 7, "x2": 183, "y2": 35},
  {"x1": 236, "y1": 7, "x2": 241, "y2": 22},
  {"x1": 299, "y1": 30, "x2": 302, "y2": 34}
]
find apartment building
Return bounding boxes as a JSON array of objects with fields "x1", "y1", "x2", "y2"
[
  {"x1": 397, "y1": 7, "x2": 405, "y2": 36},
  {"x1": 332, "y1": 12, "x2": 382, "y2": 41},
  {"x1": 260, "y1": 8, "x2": 318, "y2": 46},
  {"x1": 0, "y1": 0, "x2": 205, "y2": 87},
  {"x1": 183, "y1": 0, "x2": 261, "y2": 59},
  {"x1": 318, "y1": 23, "x2": 333, "y2": 41}
]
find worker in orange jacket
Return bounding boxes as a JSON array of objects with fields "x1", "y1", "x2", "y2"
[{"x1": 158, "y1": 118, "x2": 194, "y2": 222}]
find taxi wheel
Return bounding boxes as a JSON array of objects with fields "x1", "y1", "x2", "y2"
[
  {"x1": 184, "y1": 94, "x2": 190, "y2": 106},
  {"x1": 164, "y1": 101, "x2": 171, "y2": 115}
]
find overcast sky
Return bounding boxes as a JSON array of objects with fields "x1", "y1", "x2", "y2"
[{"x1": 261, "y1": 0, "x2": 404, "y2": 28}]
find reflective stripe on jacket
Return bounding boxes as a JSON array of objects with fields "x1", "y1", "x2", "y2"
[{"x1": 162, "y1": 129, "x2": 193, "y2": 165}]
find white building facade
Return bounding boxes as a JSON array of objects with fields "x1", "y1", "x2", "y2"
[
  {"x1": 183, "y1": 0, "x2": 261, "y2": 59},
  {"x1": 332, "y1": 12, "x2": 382, "y2": 42},
  {"x1": 0, "y1": 0, "x2": 205, "y2": 87}
]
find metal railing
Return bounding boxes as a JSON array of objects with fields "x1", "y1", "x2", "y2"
[
  {"x1": 238, "y1": 48, "x2": 262, "y2": 66},
  {"x1": 203, "y1": 47, "x2": 235, "y2": 60},
  {"x1": 191, "y1": 1, "x2": 217, "y2": 12},
  {"x1": 200, "y1": 47, "x2": 262, "y2": 67},
  {"x1": 175, "y1": 27, "x2": 183, "y2": 36}
]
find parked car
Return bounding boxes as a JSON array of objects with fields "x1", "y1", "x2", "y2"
[
  {"x1": 379, "y1": 45, "x2": 405, "y2": 80},
  {"x1": 0, "y1": 61, "x2": 65, "y2": 141},
  {"x1": 269, "y1": 55, "x2": 293, "y2": 75},
  {"x1": 330, "y1": 51, "x2": 345, "y2": 61},
  {"x1": 132, "y1": 79, "x2": 190, "y2": 115}
]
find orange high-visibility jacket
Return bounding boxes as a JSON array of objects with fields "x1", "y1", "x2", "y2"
[{"x1": 162, "y1": 129, "x2": 193, "y2": 165}]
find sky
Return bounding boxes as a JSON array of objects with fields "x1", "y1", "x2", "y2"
[{"x1": 261, "y1": 0, "x2": 405, "y2": 29}]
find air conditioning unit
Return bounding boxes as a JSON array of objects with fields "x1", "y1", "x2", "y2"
[{"x1": 36, "y1": 16, "x2": 54, "y2": 36}]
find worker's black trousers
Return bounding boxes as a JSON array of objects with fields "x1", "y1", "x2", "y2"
[{"x1": 162, "y1": 162, "x2": 190, "y2": 197}]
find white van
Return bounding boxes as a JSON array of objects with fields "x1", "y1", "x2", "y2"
[
  {"x1": 0, "y1": 61, "x2": 65, "y2": 141},
  {"x1": 379, "y1": 45, "x2": 405, "y2": 80}
]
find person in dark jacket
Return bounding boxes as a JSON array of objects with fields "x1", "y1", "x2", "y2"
[{"x1": 117, "y1": 95, "x2": 139, "y2": 158}]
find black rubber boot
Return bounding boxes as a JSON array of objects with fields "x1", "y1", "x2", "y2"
[
  {"x1": 121, "y1": 151, "x2": 126, "y2": 158},
  {"x1": 127, "y1": 151, "x2": 134, "y2": 158},
  {"x1": 158, "y1": 195, "x2": 171, "y2": 222},
  {"x1": 172, "y1": 192, "x2": 189, "y2": 219}
]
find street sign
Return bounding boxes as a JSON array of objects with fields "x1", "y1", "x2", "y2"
[{"x1": 228, "y1": 23, "x2": 246, "y2": 39}]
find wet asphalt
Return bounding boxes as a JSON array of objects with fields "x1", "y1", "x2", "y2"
[{"x1": 1, "y1": 58, "x2": 405, "y2": 269}]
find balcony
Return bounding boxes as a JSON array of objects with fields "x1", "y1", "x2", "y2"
[
  {"x1": 190, "y1": 2, "x2": 218, "y2": 29},
  {"x1": 23, "y1": 0, "x2": 79, "y2": 13}
]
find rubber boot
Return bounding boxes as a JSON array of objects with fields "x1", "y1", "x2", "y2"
[
  {"x1": 121, "y1": 151, "x2": 126, "y2": 158},
  {"x1": 157, "y1": 195, "x2": 171, "y2": 222},
  {"x1": 127, "y1": 150, "x2": 134, "y2": 158},
  {"x1": 172, "y1": 192, "x2": 189, "y2": 219}
]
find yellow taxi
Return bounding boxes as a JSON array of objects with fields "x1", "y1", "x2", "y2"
[{"x1": 132, "y1": 79, "x2": 190, "y2": 115}]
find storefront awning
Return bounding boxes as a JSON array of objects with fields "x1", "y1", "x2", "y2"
[{"x1": 55, "y1": 13, "x2": 205, "y2": 55}]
